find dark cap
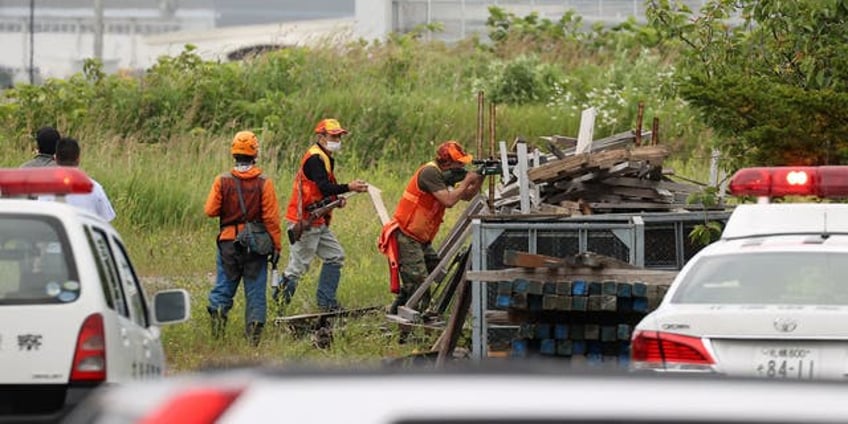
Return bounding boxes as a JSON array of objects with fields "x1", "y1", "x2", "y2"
[{"x1": 35, "y1": 126, "x2": 61, "y2": 155}]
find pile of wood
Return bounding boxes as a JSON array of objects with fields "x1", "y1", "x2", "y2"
[
  {"x1": 491, "y1": 130, "x2": 715, "y2": 215},
  {"x1": 467, "y1": 250, "x2": 676, "y2": 362}
]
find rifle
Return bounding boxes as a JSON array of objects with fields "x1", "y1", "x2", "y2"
[
  {"x1": 471, "y1": 157, "x2": 518, "y2": 176},
  {"x1": 287, "y1": 192, "x2": 356, "y2": 244},
  {"x1": 445, "y1": 157, "x2": 520, "y2": 185}
]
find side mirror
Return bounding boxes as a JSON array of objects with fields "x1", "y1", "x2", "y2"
[{"x1": 152, "y1": 289, "x2": 190, "y2": 325}]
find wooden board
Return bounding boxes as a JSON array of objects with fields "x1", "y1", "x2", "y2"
[
  {"x1": 273, "y1": 305, "x2": 382, "y2": 325},
  {"x1": 503, "y1": 250, "x2": 639, "y2": 270},
  {"x1": 527, "y1": 145, "x2": 669, "y2": 184},
  {"x1": 367, "y1": 185, "x2": 391, "y2": 225},
  {"x1": 466, "y1": 268, "x2": 677, "y2": 285}
]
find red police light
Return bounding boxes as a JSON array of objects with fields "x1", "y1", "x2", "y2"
[
  {"x1": 729, "y1": 166, "x2": 848, "y2": 198},
  {"x1": 0, "y1": 167, "x2": 94, "y2": 196}
]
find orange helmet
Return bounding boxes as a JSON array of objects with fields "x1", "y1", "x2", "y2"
[
  {"x1": 231, "y1": 131, "x2": 259, "y2": 156},
  {"x1": 436, "y1": 141, "x2": 473, "y2": 164},
  {"x1": 314, "y1": 119, "x2": 348, "y2": 135}
]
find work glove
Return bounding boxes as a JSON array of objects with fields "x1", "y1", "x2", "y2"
[{"x1": 270, "y1": 250, "x2": 280, "y2": 266}]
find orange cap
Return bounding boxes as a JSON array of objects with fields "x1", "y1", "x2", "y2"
[
  {"x1": 314, "y1": 119, "x2": 348, "y2": 135},
  {"x1": 231, "y1": 131, "x2": 259, "y2": 156},
  {"x1": 436, "y1": 141, "x2": 473, "y2": 164}
]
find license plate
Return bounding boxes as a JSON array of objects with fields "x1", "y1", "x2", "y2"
[{"x1": 754, "y1": 346, "x2": 818, "y2": 379}]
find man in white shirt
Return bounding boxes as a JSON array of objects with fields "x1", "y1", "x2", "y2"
[{"x1": 39, "y1": 137, "x2": 116, "y2": 223}]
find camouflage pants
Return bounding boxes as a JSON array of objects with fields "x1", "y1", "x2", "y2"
[{"x1": 396, "y1": 231, "x2": 440, "y2": 311}]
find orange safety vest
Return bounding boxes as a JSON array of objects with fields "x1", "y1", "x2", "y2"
[
  {"x1": 286, "y1": 144, "x2": 337, "y2": 227},
  {"x1": 393, "y1": 162, "x2": 446, "y2": 243}
]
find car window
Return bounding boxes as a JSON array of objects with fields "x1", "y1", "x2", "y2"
[
  {"x1": 0, "y1": 214, "x2": 77, "y2": 305},
  {"x1": 110, "y1": 236, "x2": 149, "y2": 327},
  {"x1": 672, "y1": 252, "x2": 848, "y2": 305},
  {"x1": 87, "y1": 226, "x2": 129, "y2": 317}
]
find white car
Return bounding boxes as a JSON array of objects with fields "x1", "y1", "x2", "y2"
[
  {"x1": 0, "y1": 167, "x2": 190, "y2": 422},
  {"x1": 66, "y1": 367, "x2": 848, "y2": 423},
  {"x1": 632, "y1": 166, "x2": 848, "y2": 380}
]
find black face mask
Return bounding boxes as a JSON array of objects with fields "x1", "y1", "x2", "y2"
[{"x1": 442, "y1": 167, "x2": 468, "y2": 186}]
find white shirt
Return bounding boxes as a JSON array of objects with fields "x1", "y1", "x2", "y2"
[{"x1": 39, "y1": 179, "x2": 117, "y2": 223}]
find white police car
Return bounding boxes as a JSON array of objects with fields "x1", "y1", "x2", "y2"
[
  {"x1": 632, "y1": 166, "x2": 848, "y2": 380},
  {"x1": 0, "y1": 167, "x2": 190, "y2": 422}
]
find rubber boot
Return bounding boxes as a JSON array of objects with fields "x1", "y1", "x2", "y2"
[
  {"x1": 245, "y1": 321, "x2": 264, "y2": 347},
  {"x1": 273, "y1": 275, "x2": 298, "y2": 317},
  {"x1": 316, "y1": 262, "x2": 342, "y2": 312},
  {"x1": 311, "y1": 318, "x2": 333, "y2": 349},
  {"x1": 389, "y1": 288, "x2": 409, "y2": 315},
  {"x1": 281, "y1": 275, "x2": 298, "y2": 305},
  {"x1": 208, "y1": 308, "x2": 227, "y2": 339}
]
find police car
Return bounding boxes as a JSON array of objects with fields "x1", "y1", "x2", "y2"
[
  {"x1": 65, "y1": 367, "x2": 848, "y2": 424},
  {"x1": 632, "y1": 166, "x2": 848, "y2": 380},
  {"x1": 0, "y1": 167, "x2": 190, "y2": 421}
]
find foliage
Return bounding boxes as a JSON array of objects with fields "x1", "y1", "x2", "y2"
[
  {"x1": 687, "y1": 186, "x2": 723, "y2": 246},
  {"x1": 647, "y1": 0, "x2": 848, "y2": 169}
]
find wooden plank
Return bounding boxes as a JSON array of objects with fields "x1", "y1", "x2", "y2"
[
  {"x1": 503, "y1": 250, "x2": 638, "y2": 271},
  {"x1": 527, "y1": 145, "x2": 669, "y2": 184},
  {"x1": 385, "y1": 314, "x2": 444, "y2": 333},
  {"x1": 503, "y1": 250, "x2": 568, "y2": 268},
  {"x1": 273, "y1": 305, "x2": 382, "y2": 326},
  {"x1": 602, "y1": 176, "x2": 701, "y2": 194},
  {"x1": 436, "y1": 265, "x2": 473, "y2": 367},
  {"x1": 466, "y1": 268, "x2": 677, "y2": 285},
  {"x1": 397, "y1": 305, "x2": 421, "y2": 323},
  {"x1": 405, "y1": 226, "x2": 473, "y2": 312},
  {"x1": 432, "y1": 247, "x2": 471, "y2": 315},
  {"x1": 366, "y1": 185, "x2": 391, "y2": 225},
  {"x1": 575, "y1": 107, "x2": 597, "y2": 154},
  {"x1": 437, "y1": 195, "x2": 487, "y2": 258}
]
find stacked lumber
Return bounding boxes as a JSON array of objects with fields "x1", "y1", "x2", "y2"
[
  {"x1": 491, "y1": 130, "x2": 716, "y2": 215},
  {"x1": 468, "y1": 250, "x2": 674, "y2": 365}
]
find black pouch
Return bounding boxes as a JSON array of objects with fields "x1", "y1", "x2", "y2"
[{"x1": 236, "y1": 222, "x2": 274, "y2": 256}]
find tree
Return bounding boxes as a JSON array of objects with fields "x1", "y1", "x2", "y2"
[{"x1": 647, "y1": 0, "x2": 848, "y2": 168}]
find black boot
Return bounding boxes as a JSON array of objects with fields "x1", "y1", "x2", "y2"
[
  {"x1": 389, "y1": 289, "x2": 409, "y2": 315},
  {"x1": 246, "y1": 321, "x2": 264, "y2": 347},
  {"x1": 208, "y1": 309, "x2": 227, "y2": 339}
]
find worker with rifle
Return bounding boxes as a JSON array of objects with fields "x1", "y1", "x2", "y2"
[
  {"x1": 275, "y1": 118, "x2": 369, "y2": 313},
  {"x1": 379, "y1": 141, "x2": 484, "y2": 315}
]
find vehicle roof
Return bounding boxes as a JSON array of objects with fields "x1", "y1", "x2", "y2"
[
  {"x1": 722, "y1": 203, "x2": 848, "y2": 240},
  {"x1": 0, "y1": 198, "x2": 109, "y2": 225},
  {"x1": 68, "y1": 367, "x2": 848, "y2": 423}
]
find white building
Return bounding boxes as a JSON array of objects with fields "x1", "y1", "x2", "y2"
[{"x1": 0, "y1": 0, "x2": 709, "y2": 84}]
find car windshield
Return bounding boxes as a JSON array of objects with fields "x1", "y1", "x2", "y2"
[
  {"x1": 0, "y1": 215, "x2": 78, "y2": 305},
  {"x1": 672, "y1": 252, "x2": 848, "y2": 305}
]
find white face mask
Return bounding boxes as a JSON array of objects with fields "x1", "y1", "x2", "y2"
[{"x1": 325, "y1": 141, "x2": 342, "y2": 152}]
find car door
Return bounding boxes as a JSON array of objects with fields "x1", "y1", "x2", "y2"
[
  {"x1": 109, "y1": 235, "x2": 165, "y2": 379},
  {"x1": 86, "y1": 226, "x2": 137, "y2": 383}
]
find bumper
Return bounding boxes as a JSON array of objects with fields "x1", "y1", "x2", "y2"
[{"x1": 0, "y1": 383, "x2": 100, "y2": 423}]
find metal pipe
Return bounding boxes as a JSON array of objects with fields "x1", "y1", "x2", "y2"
[
  {"x1": 635, "y1": 101, "x2": 644, "y2": 146},
  {"x1": 488, "y1": 102, "x2": 496, "y2": 212},
  {"x1": 476, "y1": 91, "x2": 484, "y2": 158},
  {"x1": 28, "y1": 0, "x2": 34, "y2": 84},
  {"x1": 94, "y1": 0, "x2": 103, "y2": 61},
  {"x1": 651, "y1": 117, "x2": 660, "y2": 145}
]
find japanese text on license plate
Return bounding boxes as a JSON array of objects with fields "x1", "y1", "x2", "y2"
[{"x1": 755, "y1": 347, "x2": 816, "y2": 379}]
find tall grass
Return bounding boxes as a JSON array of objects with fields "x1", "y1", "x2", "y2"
[{"x1": 0, "y1": 17, "x2": 721, "y2": 372}]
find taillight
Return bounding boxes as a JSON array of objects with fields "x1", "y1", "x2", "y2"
[
  {"x1": 631, "y1": 330, "x2": 715, "y2": 372},
  {"x1": 140, "y1": 388, "x2": 243, "y2": 424},
  {"x1": 69, "y1": 313, "x2": 106, "y2": 382}
]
